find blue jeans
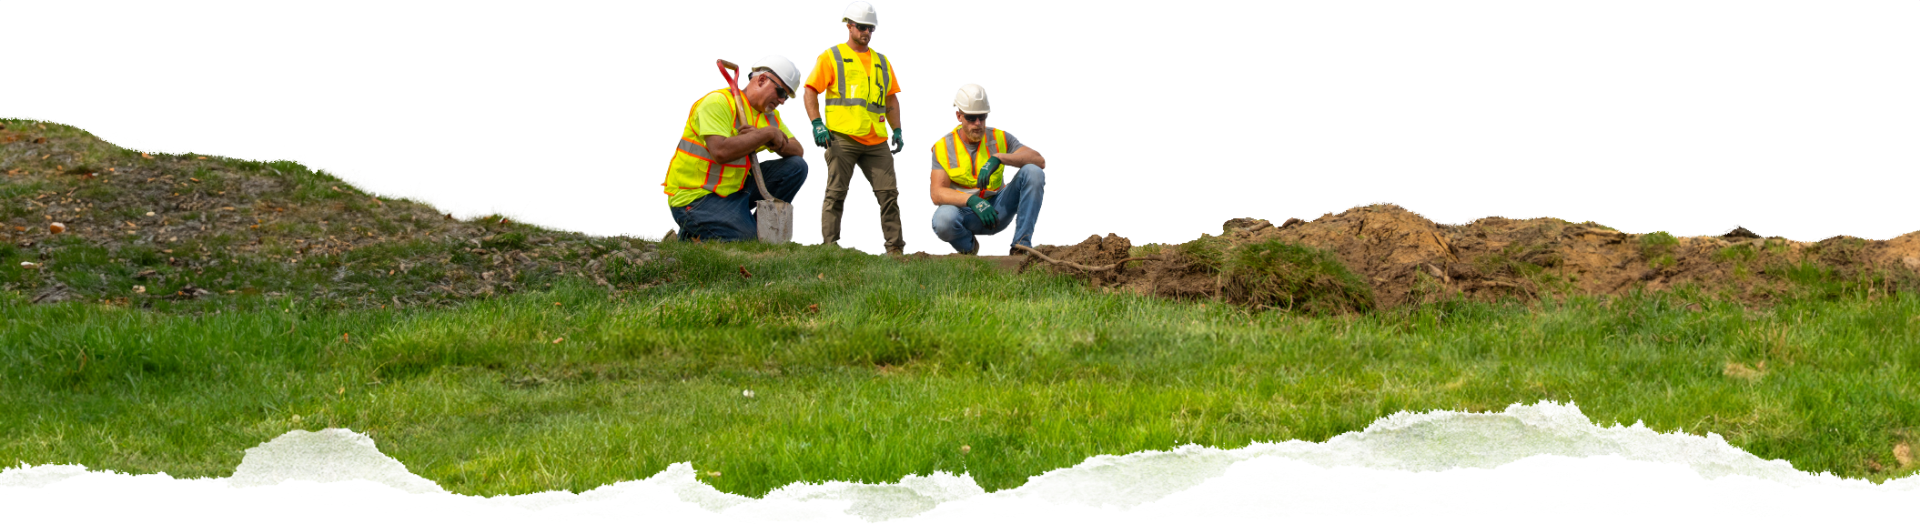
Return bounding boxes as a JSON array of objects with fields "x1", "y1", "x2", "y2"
[
  {"x1": 931, "y1": 164, "x2": 1045, "y2": 253},
  {"x1": 670, "y1": 156, "x2": 807, "y2": 242}
]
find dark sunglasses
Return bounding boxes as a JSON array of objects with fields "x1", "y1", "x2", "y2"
[
  {"x1": 759, "y1": 74, "x2": 792, "y2": 100},
  {"x1": 964, "y1": 114, "x2": 987, "y2": 123},
  {"x1": 852, "y1": 23, "x2": 875, "y2": 32}
]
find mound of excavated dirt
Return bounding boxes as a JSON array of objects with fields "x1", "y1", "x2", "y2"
[{"x1": 1025, "y1": 204, "x2": 1920, "y2": 309}]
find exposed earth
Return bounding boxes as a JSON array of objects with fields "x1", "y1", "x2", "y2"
[{"x1": 1021, "y1": 206, "x2": 1920, "y2": 309}]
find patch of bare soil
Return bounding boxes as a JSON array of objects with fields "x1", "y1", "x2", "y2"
[{"x1": 1024, "y1": 204, "x2": 1920, "y2": 308}]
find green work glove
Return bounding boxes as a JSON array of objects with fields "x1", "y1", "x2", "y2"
[
  {"x1": 811, "y1": 118, "x2": 829, "y2": 148},
  {"x1": 889, "y1": 128, "x2": 903, "y2": 154},
  {"x1": 966, "y1": 194, "x2": 998, "y2": 229},
  {"x1": 978, "y1": 156, "x2": 1002, "y2": 183}
]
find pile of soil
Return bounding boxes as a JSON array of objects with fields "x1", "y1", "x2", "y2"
[{"x1": 1025, "y1": 204, "x2": 1920, "y2": 308}]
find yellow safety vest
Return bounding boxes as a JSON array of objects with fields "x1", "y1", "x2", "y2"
[
  {"x1": 932, "y1": 126, "x2": 1010, "y2": 192},
  {"x1": 821, "y1": 43, "x2": 893, "y2": 138},
  {"x1": 662, "y1": 89, "x2": 784, "y2": 208}
]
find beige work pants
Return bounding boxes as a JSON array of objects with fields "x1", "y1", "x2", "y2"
[{"x1": 821, "y1": 134, "x2": 903, "y2": 253}]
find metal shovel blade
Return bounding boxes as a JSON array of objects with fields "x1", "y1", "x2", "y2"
[{"x1": 755, "y1": 199, "x2": 793, "y2": 244}]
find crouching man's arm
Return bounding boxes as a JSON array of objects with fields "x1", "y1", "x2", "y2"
[
  {"x1": 993, "y1": 146, "x2": 1044, "y2": 170},
  {"x1": 930, "y1": 169, "x2": 972, "y2": 207}
]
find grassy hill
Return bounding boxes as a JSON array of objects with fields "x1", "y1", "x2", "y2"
[{"x1": 5, "y1": 119, "x2": 1920, "y2": 495}]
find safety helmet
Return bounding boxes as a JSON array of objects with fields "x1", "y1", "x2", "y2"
[
  {"x1": 842, "y1": 1, "x2": 878, "y2": 26},
  {"x1": 953, "y1": 84, "x2": 990, "y2": 115},
  {"x1": 750, "y1": 55, "x2": 802, "y2": 95}
]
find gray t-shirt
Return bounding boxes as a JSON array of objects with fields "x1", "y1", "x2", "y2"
[{"x1": 932, "y1": 132, "x2": 1022, "y2": 171}]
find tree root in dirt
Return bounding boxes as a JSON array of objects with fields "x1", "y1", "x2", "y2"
[{"x1": 1013, "y1": 245, "x2": 1157, "y2": 272}]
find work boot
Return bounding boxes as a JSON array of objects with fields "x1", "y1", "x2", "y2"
[
  {"x1": 887, "y1": 247, "x2": 904, "y2": 256},
  {"x1": 959, "y1": 245, "x2": 978, "y2": 256}
]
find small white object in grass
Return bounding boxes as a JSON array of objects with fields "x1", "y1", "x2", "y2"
[
  {"x1": 132, "y1": 285, "x2": 146, "y2": 294},
  {"x1": 20, "y1": 261, "x2": 38, "y2": 268},
  {"x1": 49, "y1": 222, "x2": 65, "y2": 234},
  {"x1": 742, "y1": 389, "x2": 754, "y2": 398},
  {"x1": 145, "y1": 211, "x2": 154, "y2": 216}
]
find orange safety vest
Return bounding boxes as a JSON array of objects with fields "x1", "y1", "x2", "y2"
[
  {"x1": 662, "y1": 89, "x2": 783, "y2": 208},
  {"x1": 932, "y1": 126, "x2": 1009, "y2": 192}
]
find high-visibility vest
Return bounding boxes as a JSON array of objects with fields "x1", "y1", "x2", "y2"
[
  {"x1": 662, "y1": 89, "x2": 783, "y2": 208},
  {"x1": 821, "y1": 43, "x2": 893, "y2": 138},
  {"x1": 932, "y1": 126, "x2": 1010, "y2": 192}
]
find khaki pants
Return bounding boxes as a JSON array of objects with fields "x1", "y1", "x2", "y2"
[{"x1": 821, "y1": 134, "x2": 904, "y2": 253}]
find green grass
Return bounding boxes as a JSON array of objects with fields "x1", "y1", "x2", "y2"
[
  {"x1": 6, "y1": 241, "x2": 1920, "y2": 497},
  {"x1": 1222, "y1": 240, "x2": 1374, "y2": 314},
  {"x1": 1641, "y1": 231, "x2": 1679, "y2": 269}
]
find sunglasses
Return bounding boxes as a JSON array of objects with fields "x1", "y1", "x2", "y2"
[
  {"x1": 964, "y1": 114, "x2": 987, "y2": 123},
  {"x1": 759, "y1": 74, "x2": 793, "y2": 100},
  {"x1": 852, "y1": 23, "x2": 875, "y2": 32}
]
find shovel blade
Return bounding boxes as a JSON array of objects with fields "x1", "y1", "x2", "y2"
[{"x1": 754, "y1": 201, "x2": 793, "y2": 244}]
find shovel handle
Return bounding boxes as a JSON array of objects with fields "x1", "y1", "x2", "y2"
[{"x1": 717, "y1": 59, "x2": 782, "y2": 205}]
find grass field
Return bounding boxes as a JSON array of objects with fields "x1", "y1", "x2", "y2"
[
  {"x1": 3, "y1": 114, "x2": 1920, "y2": 518},
  {"x1": 6, "y1": 240, "x2": 1920, "y2": 496}
]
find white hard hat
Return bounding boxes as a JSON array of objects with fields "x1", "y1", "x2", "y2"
[
  {"x1": 953, "y1": 84, "x2": 990, "y2": 115},
  {"x1": 842, "y1": 1, "x2": 878, "y2": 26},
  {"x1": 750, "y1": 55, "x2": 802, "y2": 94}
]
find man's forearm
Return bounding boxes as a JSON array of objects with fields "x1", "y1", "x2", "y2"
[
  {"x1": 804, "y1": 88, "x2": 822, "y2": 121},
  {"x1": 1000, "y1": 148, "x2": 1045, "y2": 170},
  {"x1": 885, "y1": 94, "x2": 901, "y2": 129}
]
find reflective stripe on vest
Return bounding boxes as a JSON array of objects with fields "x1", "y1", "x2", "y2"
[
  {"x1": 675, "y1": 139, "x2": 727, "y2": 191},
  {"x1": 933, "y1": 127, "x2": 1008, "y2": 191}
]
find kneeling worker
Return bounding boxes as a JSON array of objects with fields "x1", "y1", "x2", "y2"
[
  {"x1": 929, "y1": 84, "x2": 1046, "y2": 255},
  {"x1": 662, "y1": 56, "x2": 806, "y2": 241}
]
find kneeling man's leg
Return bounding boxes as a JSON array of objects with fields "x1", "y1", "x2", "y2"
[
  {"x1": 989, "y1": 165, "x2": 1046, "y2": 248},
  {"x1": 755, "y1": 156, "x2": 809, "y2": 203},
  {"x1": 931, "y1": 205, "x2": 979, "y2": 254},
  {"x1": 668, "y1": 191, "x2": 756, "y2": 242}
]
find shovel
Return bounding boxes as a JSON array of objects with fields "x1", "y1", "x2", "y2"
[{"x1": 718, "y1": 59, "x2": 793, "y2": 244}]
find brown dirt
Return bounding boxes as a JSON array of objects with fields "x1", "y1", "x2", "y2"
[{"x1": 1024, "y1": 204, "x2": 1920, "y2": 308}]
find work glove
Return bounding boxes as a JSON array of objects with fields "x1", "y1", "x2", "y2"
[
  {"x1": 966, "y1": 194, "x2": 999, "y2": 229},
  {"x1": 889, "y1": 128, "x2": 904, "y2": 154},
  {"x1": 978, "y1": 156, "x2": 1002, "y2": 183},
  {"x1": 811, "y1": 118, "x2": 829, "y2": 148}
]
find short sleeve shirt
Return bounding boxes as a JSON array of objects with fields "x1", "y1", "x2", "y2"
[{"x1": 693, "y1": 91, "x2": 794, "y2": 154}]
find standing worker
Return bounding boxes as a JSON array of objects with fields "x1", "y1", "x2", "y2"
[
  {"x1": 929, "y1": 84, "x2": 1046, "y2": 255},
  {"x1": 805, "y1": 1, "x2": 906, "y2": 255},
  {"x1": 662, "y1": 56, "x2": 807, "y2": 242}
]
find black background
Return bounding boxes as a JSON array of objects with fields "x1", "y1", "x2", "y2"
[{"x1": 11, "y1": 2, "x2": 1904, "y2": 251}]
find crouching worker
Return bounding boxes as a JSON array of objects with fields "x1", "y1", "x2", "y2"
[
  {"x1": 662, "y1": 56, "x2": 807, "y2": 241},
  {"x1": 929, "y1": 84, "x2": 1045, "y2": 254}
]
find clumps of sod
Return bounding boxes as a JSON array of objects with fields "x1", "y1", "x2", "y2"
[{"x1": 1218, "y1": 239, "x2": 1375, "y2": 314}]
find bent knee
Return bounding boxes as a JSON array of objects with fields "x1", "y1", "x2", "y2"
[{"x1": 1018, "y1": 165, "x2": 1045, "y2": 185}]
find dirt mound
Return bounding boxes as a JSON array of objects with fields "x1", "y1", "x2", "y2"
[{"x1": 1025, "y1": 204, "x2": 1920, "y2": 309}]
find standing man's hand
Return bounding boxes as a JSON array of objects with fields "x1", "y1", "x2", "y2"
[
  {"x1": 889, "y1": 128, "x2": 903, "y2": 154},
  {"x1": 811, "y1": 118, "x2": 829, "y2": 148},
  {"x1": 966, "y1": 194, "x2": 998, "y2": 229}
]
